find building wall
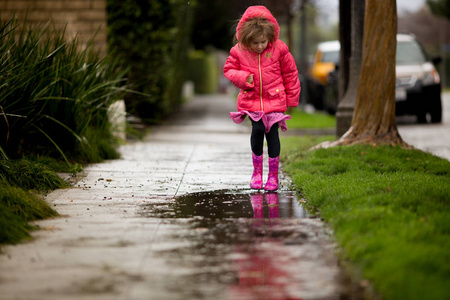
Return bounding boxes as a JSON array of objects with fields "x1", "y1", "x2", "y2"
[{"x1": 0, "y1": 0, "x2": 107, "y2": 54}]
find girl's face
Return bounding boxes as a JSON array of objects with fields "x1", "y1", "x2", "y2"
[{"x1": 250, "y1": 35, "x2": 268, "y2": 54}]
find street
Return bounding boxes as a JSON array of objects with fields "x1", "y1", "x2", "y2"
[{"x1": 398, "y1": 92, "x2": 450, "y2": 161}]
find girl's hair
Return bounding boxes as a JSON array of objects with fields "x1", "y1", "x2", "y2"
[{"x1": 234, "y1": 17, "x2": 275, "y2": 49}]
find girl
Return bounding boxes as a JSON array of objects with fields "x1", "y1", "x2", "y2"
[{"x1": 223, "y1": 6, "x2": 301, "y2": 191}]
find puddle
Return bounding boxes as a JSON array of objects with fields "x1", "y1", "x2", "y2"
[
  {"x1": 136, "y1": 191, "x2": 353, "y2": 300},
  {"x1": 140, "y1": 190, "x2": 308, "y2": 221}
]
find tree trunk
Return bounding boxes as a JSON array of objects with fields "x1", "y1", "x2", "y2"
[{"x1": 317, "y1": 0, "x2": 409, "y2": 149}]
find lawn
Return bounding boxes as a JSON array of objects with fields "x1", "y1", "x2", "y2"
[
  {"x1": 281, "y1": 136, "x2": 450, "y2": 300},
  {"x1": 286, "y1": 108, "x2": 336, "y2": 129}
]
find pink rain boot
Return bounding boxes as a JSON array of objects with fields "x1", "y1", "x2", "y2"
[
  {"x1": 264, "y1": 156, "x2": 279, "y2": 191},
  {"x1": 250, "y1": 152, "x2": 263, "y2": 190}
]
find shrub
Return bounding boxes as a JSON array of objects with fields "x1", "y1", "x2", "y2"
[
  {"x1": 106, "y1": 0, "x2": 196, "y2": 123},
  {"x1": 186, "y1": 50, "x2": 219, "y2": 94}
]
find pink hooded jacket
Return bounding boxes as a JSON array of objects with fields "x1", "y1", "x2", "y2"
[{"x1": 223, "y1": 6, "x2": 300, "y2": 113}]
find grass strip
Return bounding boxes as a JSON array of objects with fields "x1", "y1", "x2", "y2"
[
  {"x1": 286, "y1": 109, "x2": 336, "y2": 129},
  {"x1": 281, "y1": 136, "x2": 450, "y2": 300}
]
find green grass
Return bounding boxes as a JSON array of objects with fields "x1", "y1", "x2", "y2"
[
  {"x1": 0, "y1": 158, "x2": 68, "y2": 245},
  {"x1": 281, "y1": 136, "x2": 450, "y2": 300},
  {"x1": 0, "y1": 159, "x2": 69, "y2": 191},
  {"x1": 286, "y1": 109, "x2": 336, "y2": 129},
  {"x1": 0, "y1": 184, "x2": 59, "y2": 245}
]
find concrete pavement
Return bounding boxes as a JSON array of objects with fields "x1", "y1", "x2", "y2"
[{"x1": 0, "y1": 94, "x2": 353, "y2": 300}]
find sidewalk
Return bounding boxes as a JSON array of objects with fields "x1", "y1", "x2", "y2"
[{"x1": 0, "y1": 94, "x2": 352, "y2": 300}]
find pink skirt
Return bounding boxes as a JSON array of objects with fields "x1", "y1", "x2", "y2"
[{"x1": 229, "y1": 111, "x2": 291, "y2": 133}]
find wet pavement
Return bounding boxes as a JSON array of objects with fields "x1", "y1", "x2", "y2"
[{"x1": 0, "y1": 94, "x2": 355, "y2": 300}]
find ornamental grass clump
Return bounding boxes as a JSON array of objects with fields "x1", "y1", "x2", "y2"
[
  {"x1": 0, "y1": 159, "x2": 68, "y2": 191},
  {"x1": 0, "y1": 16, "x2": 128, "y2": 246},
  {"x1": 0, "y1": 17, "x2": 127, "y2": 163},
  {"x1": 0, "y1": 185, "x2": 59, "y2": 245}
]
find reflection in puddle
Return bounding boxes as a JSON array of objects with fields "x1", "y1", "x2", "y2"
[
  {"x1": 138, "y1": 191, "x2": 343, "y2": 299},
  {"x1": 141, "y1": 190, "x2": 307, "y2": 221}
]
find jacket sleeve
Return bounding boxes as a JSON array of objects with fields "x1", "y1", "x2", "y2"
[
  {"x1": 280, "y1": 45, "x2": 301, "y2": 107},
  {"x1": 223, "y1": 47, "x2": 255, "y2": 90}
]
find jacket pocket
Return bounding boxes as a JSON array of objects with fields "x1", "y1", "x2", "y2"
[
  {"x1": 238, "y1": 90, "x2": 254, "y2": 109},
  {"x1": 268, "y1": 87, "x2": 285, "y2": 106}
]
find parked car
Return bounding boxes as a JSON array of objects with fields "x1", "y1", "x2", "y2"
[
  {"x1": 308, "y1": 40, "x2": 340, "y2": 109},
  {"x1": 318, "y1": 34, "x2": 443, "y2": 123},
  {"x1": 395, "y1": 33, "x2": 442, "y2": 123},
  {"x1": 310, "y1": 40, "x2": 340, "y2": 86}
]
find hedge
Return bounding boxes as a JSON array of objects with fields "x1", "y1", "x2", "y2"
[{"x1": 106, "y1": 0, "x2": 196, "y2": 123}]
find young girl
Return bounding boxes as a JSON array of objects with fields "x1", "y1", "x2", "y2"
[{"x1": 223, "y1": 5, "x2": 300, "y2": 191}]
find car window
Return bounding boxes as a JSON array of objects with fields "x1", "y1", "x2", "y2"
[
  {"x1": 396, "y1": 41, "x2": 427, "y2": 65},
  {"x1": 321, "y1": 50, "x2": 339, "y2": 63}
]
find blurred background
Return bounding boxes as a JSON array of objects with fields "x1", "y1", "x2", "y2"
[
  {"x1": 188, "y1": 0, "x2": 449, "y2": 114},
  {"x1": 1, "y1": 0, "x2": 449, "y2": 123}
]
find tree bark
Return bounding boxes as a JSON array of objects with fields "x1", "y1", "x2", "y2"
[{"x1": 317, "y1": 0, "x2": 410, "y2": 148}]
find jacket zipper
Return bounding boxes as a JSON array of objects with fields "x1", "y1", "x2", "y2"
[{"x1": 258, "y1": 54, "x2": 263, "y2": 111}]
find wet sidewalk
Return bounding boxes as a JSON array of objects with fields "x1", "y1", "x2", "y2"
[{"x1": 0, "y1": 94, "x2": 353, "y2": 300}]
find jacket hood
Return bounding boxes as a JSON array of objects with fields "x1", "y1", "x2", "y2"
[{"x1": 236, "y1": 6, "x2": 280, "y2": 42}]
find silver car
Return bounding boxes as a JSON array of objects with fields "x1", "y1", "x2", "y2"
[
  {"x1": 322, "y1": 34, "x2": 442, "y2": 123},
  {"x1": 395, "y1": 33, "x2": 442, "y2": 123}
]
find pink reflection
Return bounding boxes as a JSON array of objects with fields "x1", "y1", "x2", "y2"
[
  {"x1": 228, "y1": 193, "x2": 302, "y2": 300},
  {"x1": 265, "y1": 192, "x2": 279, "y2": 219},
  {"x1": 250, "y1": 192, "x2": 264, "y2": 227}
]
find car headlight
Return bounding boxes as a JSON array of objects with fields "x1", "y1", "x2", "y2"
[{"x1": 423, "y1": 69, "x2": 440, "y2": 86}]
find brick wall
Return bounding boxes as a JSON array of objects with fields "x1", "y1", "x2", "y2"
[{"x1": 0, "y1": 0, "x2": 108, "y2": 54}]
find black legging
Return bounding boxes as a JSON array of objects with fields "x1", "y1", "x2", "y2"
[{"x1": 250, "y1": 119, "x2": 280, "y2": 158}]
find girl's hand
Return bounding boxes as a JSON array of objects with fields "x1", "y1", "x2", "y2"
[{"x1": 247, "y1": 74, "x2": 254, "y2": 84}]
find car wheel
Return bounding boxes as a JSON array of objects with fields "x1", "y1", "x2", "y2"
[
  {"x1": 430, "y1": 96, "x2": 442, "y2": 123},
  {"x1": 417, "y1": 111, "x2": 427, "y2": 123}
]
